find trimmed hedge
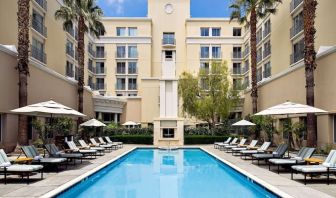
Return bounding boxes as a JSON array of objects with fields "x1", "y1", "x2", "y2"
[
  {"x1": 110, "y1": 135, "x2": 153, "y2": 145},
  {"x1": 105, "y1": 128, "x2": 153, "y2": 136},
  {"x1": 184, "y1": 135, "x2": 235, "y2": 144}
]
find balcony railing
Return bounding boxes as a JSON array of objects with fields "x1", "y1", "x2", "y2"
[
  {"x1": 31, "y1": 45, "x2": 46, "y2": 64},
  {"x1": 290, "y1": 52, "x2": 304, "y2": 64},
  {"x1": 290, "y1": 25, "x2": 304, "y2": 38},
  {"x1": 35, "y1": 0, "x2": 47, "y2": 11},
  {"x1": 95, "y1": 67, "x2": 106, "y2": 74},
  {"x1": 162, "y1": 38, "x2": 176, "y2": 46},
  {"x1": 290, "y1": 0, "x2": 303, "y2": 12},
  {"x1": 32, "y1": 18, "x2": 47, "y2": 37},
  {"x1": 66, "y1": 46, "x2": 74, "y2": 58},
  {"x1": 232, "y1": 52, "x2": 242, "y2": 59},
  {"x1": 263, "y1": 48, "x2": 271, "y2": 58}
]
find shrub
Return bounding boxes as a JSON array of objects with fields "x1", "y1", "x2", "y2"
[
  {"x1": 105, "y1": 127, "x2": 153, "y2": 136},
  {"x1": 184, "y1": 127, "x2": 230, "y2": 136},
  {"x1": 110, "y1": 135, "x2": 153, "y2": 145},
  {"x1": 184, "y1": 135, "x2": 235, "y2": 144}
]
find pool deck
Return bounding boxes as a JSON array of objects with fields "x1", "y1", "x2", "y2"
[{"x1": 0, "y1": 145, "x2": 335, "y2": 198}]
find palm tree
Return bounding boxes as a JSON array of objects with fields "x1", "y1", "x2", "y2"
[
  {"x1": 303, "y1": 0, "x2": 318, "y2": 147},
  {"x1": 230, "y1": 0, "x2": 282, "y2": 114},
  {"x1": 55, "y1": 0, "x2": 105, "y2": 124},
  {"x1": 16, "y1": 0, "x2": 31, "y2": 146}
]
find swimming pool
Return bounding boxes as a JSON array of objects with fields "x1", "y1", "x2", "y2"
[{"x1": 57, "y1": 149, "x2": 279, "y2": 198}]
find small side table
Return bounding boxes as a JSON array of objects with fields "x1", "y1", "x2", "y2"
[{"x1": 305, "y1": 157, "x2": 323, "y2": 165}]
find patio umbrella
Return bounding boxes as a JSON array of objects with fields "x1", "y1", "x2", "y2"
[
  {"x1": 232, "y1": 119, "x2": 255, "y2": 135},
  {"x1": 80, "y1": 119, "x2": 106, "y2": 137},
  {"x1": 122, "y1": 121, "x2": 138, "y2": 128},
  {"x1": 254, "y1": 101, "x2": 327, "y2": 155}
]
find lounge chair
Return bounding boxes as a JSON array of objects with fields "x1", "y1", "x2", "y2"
[
  {"x1": 217, "y1": 138, "x2": 238, "y2": 151},
  {"x1": 224, "y1": 138, "x2": 247, "y2": 152},
  {"x1": 90, "y1": 138, "x2": 114, "y2": 150},
  {"x1": 214, "y1": 137, "x2": 232, "y2": 149},
  {"x1": 66, "y1": 141, "x2": 97, "y2": 158},
  {"x1": 21, "y1": 145, "x2": 67, "y2": 172},
  {"x1": 291, "y1": 150, "x2": 336, "y2": 185},
  {"x1": 252, "y1": 143, "x2": 288, "y2": 165},
  {"x1": 78, "y1": 140, "x2": 106, "y2": 154},
  {"x1": 240, "y1": 142, "x2": 271, "y2": 159},
  {"x1": 232, "y1": 140, "x2": 258, "y2": 155},
  {"x1": 268, "y1": 147, "x2": 315, "y2": 174},
  {"x1": 105, "y1": 136, "x2": 123, "y2": 148},
  {"x1": 98, "y1": 137, "x2": 118, "y2": 150},
  {"x1": 0, "y1": 149, "x2": 43, "y2": 184},
  {"x1": 45, "y1": 144, "x2": 83, "y2": 165}
]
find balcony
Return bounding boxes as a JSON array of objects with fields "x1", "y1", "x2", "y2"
[
  {"x1": 162, "y1": 38, "x2": 176, "y2": 46},
  {"x1": 232, "y1": 52, "x2": 242, "y2": 59},
  {"x1": 95, "y1": 67, "x2": 106, "y2": 75},
  {"x1": 290, "y1": 0, "x2": 303, "y2": 13},
  {"x1": 96, "y1": 51, "x2": 106, "y2": 59},
  {"x1": 34, "y1": 0, "x2": 47, "y2": 11},
  {"x1": 32, "y1": 18, "x2": 47, "y2": 37},
  {"x1": 31, "y1": 45, "x2": 46, "y2": 64},
  {"x1": 66, "y1": 46, "x2": 74, "y2": 58},
  {"x1": 290, "y1": 52, "x2": 304, "y2": 64},
  {"x1": 263, "y1": 48, "x2": 271, "y2": 58},
  {"x1": 290, "y1": 25, "x2": 304, "y2": 39}
]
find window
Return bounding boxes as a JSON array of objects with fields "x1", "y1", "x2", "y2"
[
  {"x1": 233, "y1": 28, "x2": 242, "y2": 36},
  {"x1": 117, "y1": 46, "x2": 126, "y2": 58},
  {"x1": 232, "y1": 63, "x2": 241, "y2": 74},
  {"x1": 257, "y1": 67, "x2": 262, "y2": 82},
  {"x1": 200, "y1": 28, "x2": 209, "y2": 36},
  {"x1": 163, "y1": 33, "x2": 175, "y2": 45},
  {"x1": 292, "y1": 39, "x2": 304, "y2": 64},
  {"x1": 88, "y1": 76, "x2": 93, "y2": 88},
  {"x1": 128, "y1": 46, "x2": 138, "y2": 58},
  {"x1": 263, "y1": 61, "x2": 271, "y2": 78},
  {"x1": 292, "y1": 12, "x2": 303, "y2": 37},
  {"x1": 212, "y1": 28, "x2": 221, "y2": 36},
  {"x1": 96, "y1": 46, "x2": 105, "y2": 58},
  {"x1": 66, "y1": 40, "x2": 74, "y2": 57},
  {"x1": 163, "y1": 128, "x2": 175, "y2": 138},
  {"x1": 88, "y1": 59, "x2": 93, "y2": 72},
  {"x1": 32, "y1": 11, "x2": 46, "y2": 36},
  {"x1": 200, "y1": 46, "x2": 209, "y2": 58},
  {"x1": 117, "y1": 27, "x2": 126, "y2": 36},
  {"x1": 244, "y1": 76, "x2": 249, "y2": 88},
  {"x1": 74, "y1": 66, "x2": 79, "y2": 81},
  {"x1": 233, "y1": 47, "x2": 242, "y2": 59},
  {"x1": 96, "y1": 62, "x2": 105, "y2": 74},
  {"x1": 128, "y1": 93, "x2": 138, "y2": 97},
  {"x1": 116, "y1": 93, "x2": 123, "y2": 97},
  {"x1": 257, "y1": 47, "x2": 263, "y2": 63},
  {"x1": 256, "y1": 29, "x2": 262, "y2": 44},
  {"x1": 128, "y1": 78, "x2": 137, "y2": 90},
  {"x1": 165, "y1": 50, "x2": 173, "y2": 60},
  {"x1": 96, "y1": 78, "x2": 105, "y2": 89},
  {"x1": 212, "y1": 46, "x2": 221, "y2": 59},
  {"x1": 117, "y1": 62, "x2": 126, "y2": 74},
  {"x1": 233, "y1": 78, "x2": 242, "y2": 90},
  {"x1": 128, "y1": 62, "x2": 137, "y2": 74},
  {"x1": 32, "y1": 38, "x2": 46, "y2": 63},
  {"x1": 200, "y1": 62, "x2": 210, "y2": 74},
  {"x1": 128, "y1": 27, "x2": 137, "y2": 36},
  {"x1": 116, "y1": 78, "x2": 126, "y2": 90},
  {"x1": 264, "y1": 19, "x2": 271, "y2": 37},
  {"x1": 66, "y1": 61, "x2": 74, "y2": 77},
  {"x1": 200, "y1": 78, "x2": 209, "y2": 90}
]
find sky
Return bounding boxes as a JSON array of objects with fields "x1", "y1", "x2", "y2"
[{"x1": 96, "y1": 0, "x2": 232, "y2": 18}]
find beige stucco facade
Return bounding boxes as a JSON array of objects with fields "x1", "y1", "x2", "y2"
[{"x1": 0, "y1": 0, "x2": 335, "y2": 148}]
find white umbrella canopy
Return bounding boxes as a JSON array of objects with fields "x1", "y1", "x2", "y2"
[
  {"x1": 11, "y1": 100, "x2": 86, "y2": 117},
  {"x1": 80, "y1": 119, "x2": 106, "y2": 127},
  {"x1": 122, "y1": 121, "x2": 138, "y2": 126},
  {"x1": 255, "y1": 101, "x2": 327, "y2": 116},
  {"x1": 232, "y1": 119, "x2": 255, "y2": 126}
]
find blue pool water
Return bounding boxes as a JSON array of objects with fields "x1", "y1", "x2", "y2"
[{"x1": 57, "y1": 149, "x2": 279, "y2": 198}]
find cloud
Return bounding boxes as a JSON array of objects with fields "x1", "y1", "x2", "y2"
[{"x1": 105, "y1": 0, "x2": 125, "y2": 14}]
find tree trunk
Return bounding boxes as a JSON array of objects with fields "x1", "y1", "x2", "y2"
[
  {"x1": 77, "y1": 16, "x2": 85, "y2": 136},
  {"x1": 17, "y1": 0, "x2": 30, "y2": 146},
  {"x1": 250, "y1": 8, "x2": 258, "y2": 114},
  {"x1": 303, "y1": 0, "x2": 318, "y2": 147}
]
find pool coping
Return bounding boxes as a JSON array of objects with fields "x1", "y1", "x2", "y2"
[
  {"x1": 200, "y1": 147, "x2": 293, "y2": 198},
  {"x1": 41, "y1": 146, "x2": 292, "y2": 198}
]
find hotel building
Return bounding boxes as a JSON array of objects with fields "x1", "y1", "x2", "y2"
[{"x1": 0, "y1": 0, "x2": 335, "y2": 149}]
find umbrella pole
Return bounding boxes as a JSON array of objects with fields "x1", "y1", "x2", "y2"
[{"x1": 287, "y1": 114, "x2": 290, "y2": 157}]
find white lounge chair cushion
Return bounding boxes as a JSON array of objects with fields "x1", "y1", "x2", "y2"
[
  {"x1": 91, "y1": 147, "x2": 105, "y2": 151},
  {"x1": 292, "y1": 165, "x2": 336, "y2": 173},
  {"x1": 232, "y1": 147, "x2": 247, "y2": 151},
  {"x1": 0, "y1": 164, "x2": 43, "y2": 172},
  {"x1": 0, "y1": 162, "x2": 11, "y2": 167},
  {"x1": 225, "y1": 145, "x2": 238, "y2": 148},
  {"x1": 78, "y1": 149, "x2": 97, "y2": 153},
  {"x1": 269, "y1": 159, "x2": 303, "y2": 165},
  {"x1": 241, "y1": 150, "x2": 261, "y2": 154},
  {"x1": 39, "y1": 158, "x2": 67, "y2": 163}
]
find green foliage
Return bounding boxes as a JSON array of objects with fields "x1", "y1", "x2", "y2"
[
  {"x1": 184, "y1": 127, "x2": 231, "y2": 136},
  {"x1": 53, "y1": 117, "x2": 74, "y2": 136},
  {"x1": 105, "y1": 128, "x2": 153, "y2": 136},
  {"x1": 179, "y1": 61, "x2": 240, "y2": 127},
  {"x1": 110, "y1": 135, "x2": 153, "y2": 145},
  {"x1": 248, "y1": 115, "x2": 276, "y2": 141},
  {"x1": 106, "y1": 122, "x2": 119, "y2": 130},
  {"x1": 184, "y1": 135, "x2": 236, "y2": 145}
]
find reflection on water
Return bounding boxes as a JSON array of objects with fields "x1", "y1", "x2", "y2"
[{"x1": 58, "y1": 149, "x2": 278, "y2": 198}]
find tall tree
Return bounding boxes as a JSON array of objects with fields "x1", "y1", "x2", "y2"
[
  {"x1": 16, "y1": 0, "x2": 30, "y2": 145},
  {"x1": 303, "y1": 0, "x2": 318, "y2": 147},
  {"x1": 230, "y1": 0, "x2": 282, "y2": 114},
  {"x1": 55, "y1": 0, "x2": 105, "y2": 124},
  {"x1": 179, "y1": 61, "x2": 240, "y2": 128}
]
